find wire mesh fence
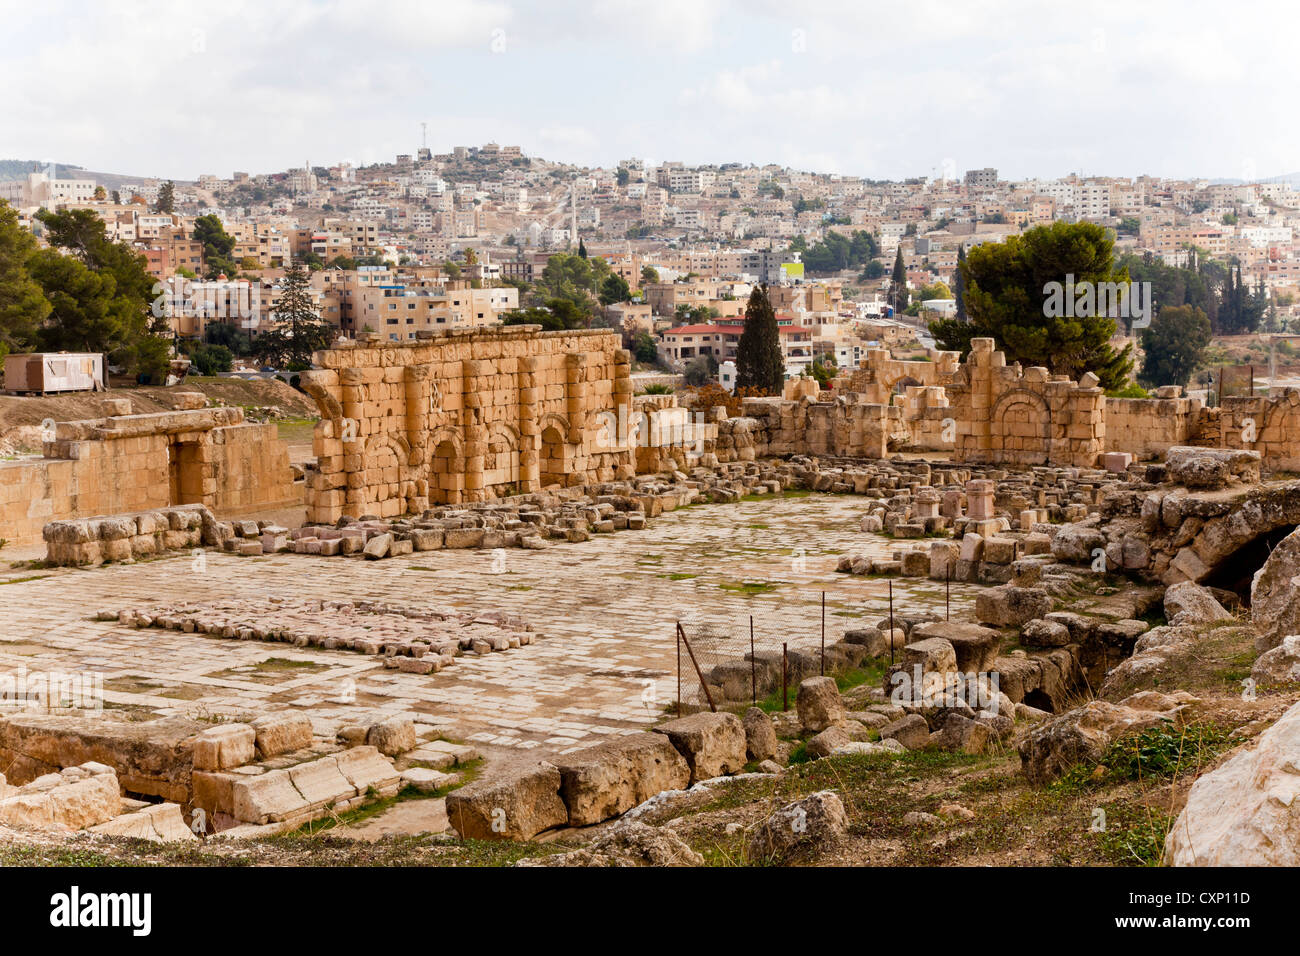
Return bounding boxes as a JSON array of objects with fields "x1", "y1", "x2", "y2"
[{"x1": 672, "y1": 580, "x2": 955, "y2": 715}]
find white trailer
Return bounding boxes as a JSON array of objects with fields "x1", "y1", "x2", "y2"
[{"x1": 3, "y1": 352, "x2": 105, "y2": 394}]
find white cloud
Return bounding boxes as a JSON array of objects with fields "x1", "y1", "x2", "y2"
[{"x1": 0, "y1": 0, "x2": 1295, "y2": 180}]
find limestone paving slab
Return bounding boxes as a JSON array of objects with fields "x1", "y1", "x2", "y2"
[{"x1": 0, "y1": 495, "x2": 976, "y2": 758}]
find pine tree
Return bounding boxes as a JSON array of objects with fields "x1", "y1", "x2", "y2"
[
  {"x1": 735, "y1": 284, "x2": 784, "y2": 395},
  {"x1": 259, "y1": 260, "x2": 335, "y2": 369},
  {"x1": 154, "y1": 181, "x2": 175, "y2": 215},
  {"x1": 890, "y1": 246, "x2": 909, "y2": 314},
  {"x1": 577, "y1": 238, "x2": 587, "y2": 259}
]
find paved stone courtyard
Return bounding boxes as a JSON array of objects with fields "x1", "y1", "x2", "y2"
[{"x1": 0, "y1": 494, "x2": 977, "y2": 757}]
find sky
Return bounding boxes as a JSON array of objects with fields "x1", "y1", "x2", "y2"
[{"x1": 1, "y1": 0, "x2": 1294, "y2": 184}]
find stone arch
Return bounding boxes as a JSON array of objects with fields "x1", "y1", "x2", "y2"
[
  {"x1": 537, "y1": 411, "x2": 572, "y2": 440},
  {"x1": 485, "y1": 420, "x2": 522, "y2": 490},
  {"x1": 360, "y1": 432, "x2": 412, "y2": 516},
  {"x1": 990, "y1": 388, "x2": 1051, "y2": 464},
  {"x1": 1175, "y1": 486, "x2": 1300, "y2": 598},
  {"x1": 300, "y1": 375, "x2": 343, "y2": 423},
  {"x1": 428, "y1": 425, "x2": 464, "y2": 505},
  {"x1": 540, "y1": 424, "x2": 570, "y2": 489}
]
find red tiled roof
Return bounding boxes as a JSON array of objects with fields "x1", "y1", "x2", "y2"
[{"x1": 664, "y1": 323, "x2": 811, "y2": 336}]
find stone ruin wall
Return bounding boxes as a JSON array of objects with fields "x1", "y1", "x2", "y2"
[
  {"x1": 300, "y1": 326, "x2": 638, "y2": 523},
  {"x1": 833, "y1": 339, "x2": 1300, "y2": 472},
  {"x1": 946, "y1": 338, "x2": 1106, "y2": 468},
  {"x1": 1, "y1": 395, "x2": 295, "y2": 549},
  {"x1": 1102, "y1": 393, "x2": 1200, "y2": 460},
  {"x1": 839, "y1": 348, "x2": 960, "y2": 405},
  {"x1": 1215, "y1": 392, "x2": 1300, "y2": 472}
]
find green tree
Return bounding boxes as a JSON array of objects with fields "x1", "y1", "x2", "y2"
[
  {"x1": 26, "y1": 249, "x2": 121, "y2": 353},
  {"x1": 0, "y1": 201, "x2": 51, "y2": 357},
  {"x1": 577, "y1": 238, "x2": 588, "y2": 259},
  {"x1": 502, "y1": 298, "x2": 589, "y2": 331},
  {"x1": 889, "y1": 246, "x2": 909, "y2": 313},
  {"x1": 810, "y1": 353, "x2": 837, "y2": 385},
  {"x1": 1216, "y1": 262, "x2": 1265, "y2": 335},
  {"x1": 257, "y1": 261, "x2": 334, "y2": 368},
  {"x1": 192, "y1": 214, "x2": 237, "y2": 278},
  {"x1": 203, "y1": 320, "x2": 253, "y2": 356},
  {"x1": 734, "y1": 284, "x2": 784, "y2": 394},
  {"x1": 187, "y1": 342, "x2": 234, "y2": 376},
  {"x1": 928, "y1": 221, "x2": 1134, "y2": 390},
  {"x1": 532, "y1": 252, "x2": 600, "y2": 321},
  {"x1": 35, "y1": 207, "x2": 167, "y2": 380},
  {"x1": 860, "y1": 259, "x2": 885, "y2": 280},
  {"x1": 683, "y1": 355, "x2": 713, "y2": 387},
  {"x1": 640, "y1": 265, "x2": 660, "y2": 286},
  {"x1": 1139, "y1": 305, "x2": 1211, "y2": 389},
  {"x1": 631, "y1": 330, "x2": 658, "y2": 364},
  {"x1": 599, "y1": 273, "x2": 631, "y2": 306},
  {"x1": 154, "y1": 181, "x2": 175, "y2": 214}
]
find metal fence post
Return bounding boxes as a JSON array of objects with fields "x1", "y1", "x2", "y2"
[
  {"x1": 888, "y1": 579, "x2": 895, "y2": 667},
  {"x1": 675, "y1": 621, "x2": 682, "y2": 717},
  {"x1": 749, "y1": 615, "x2": 756, "y2": 706},
  {"x1": 782, "y1": 642, "x2": 788, "y2": 712},
  {"x1": 676, "y1": 621, "x2": 716, "y2": 713}
]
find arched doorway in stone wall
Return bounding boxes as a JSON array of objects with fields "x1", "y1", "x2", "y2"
[
  {"x1": 430, "y1": 439, "x2": 463, "y2": 504},
  {"x1": 485, "y1": 423, "x2": 522, "y2": 494},
  {"x1": 540, "y1": 426, "x2": 568, "y2": 489},
  {"x1": 362, "y1": 435, "x2": 409, "y2": 518},
  {"x1": 991, "y1": 389, "x2": 1052, "y2": 465},
  {"x1": 891, "y1": 375, "x2": 922, "y2": 404}
]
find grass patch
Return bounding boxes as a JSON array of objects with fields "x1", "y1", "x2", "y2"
[
  {"x1": 753, "y1": 660, "x2": 888, "y2": 714},
  {"x1": 276, "y1": 417, "x2": 319, "y2": 445},
  {"x1": 0, "y1": 574, "x2": 51, "y2": 585},
  {"x1": 718, "y1": 581, "x2": 777, "y2": 596},
  {"x1": 1102, "y1": 723, "x2": 1233, "y2": 781},
  {"x1": 253, "y1": 657, "x2": 327, "y2": 673}
]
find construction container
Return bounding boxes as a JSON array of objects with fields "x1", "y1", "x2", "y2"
[{"x1": 3, "y1": 352, "x2": 105, "y2": 394}]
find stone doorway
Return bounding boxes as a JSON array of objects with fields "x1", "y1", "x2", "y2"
[
  {"x1": 167, "y1": 439, "x2": 205, "y2": 506},
  {"x1": 431, "y1": 439, "x2": 463, "y2": 504},
  {"x1": 540, "y1": 427, "x2": 567, "y2": 489}
]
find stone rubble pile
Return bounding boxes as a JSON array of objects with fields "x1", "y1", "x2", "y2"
[{"x1": 99, "y1": 598, "x2": 538, "y2": 672}]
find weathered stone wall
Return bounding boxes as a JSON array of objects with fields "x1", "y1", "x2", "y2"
[
  {"x1": 1104, "y1": 392, "x2": 1201, "y2": 461},
  {"x1": 210, "y1": 422, "x2": 298, "y2": 513},
  {"x1": 896, "y1": 385, "x2": 952, "y2": 451},
  {"x1": 948, "y1": 338, "x2": 1106, "y2": 468},
  {"x1": 1215, "y1": 391, "x2": 1300, "y2": 472},
  {"x1": 837, "y1": 348, "x2": 961, "y2": 405},
  {"x1": 723, "y1": 396, "x2": 894, "y2": 461},
  {"x1": 300, "y1": 327, "x2": 636, "y2": 522},
  {"x1": 2, "y1": 398, "x2": 295, "y2": 549}
]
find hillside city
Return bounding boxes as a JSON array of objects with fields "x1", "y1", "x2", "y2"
[{"x1": 1, "y1": 148, "x2": 1290, "y2": 396}]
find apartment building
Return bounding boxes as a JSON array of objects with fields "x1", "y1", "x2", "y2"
[
  {"x1": 658, "y1": 319, "x2": 814, "y2": 370},
  {"x1": 964, "y1": 168, "x2": 998, "y2": 190},
  {"x1": 644, "y1": 280, "x2": 723, "y2": 317},
  {"x1": 355, "y1": 282, "x2": 517, "y2": 339},
  {"x1": 0, "y1": 171, "x2": 97, "y2": 209}
]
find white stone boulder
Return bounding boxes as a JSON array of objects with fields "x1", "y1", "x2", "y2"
[{"x1": 1166, "y1": 698, "x2": 1300, "y2": 865}]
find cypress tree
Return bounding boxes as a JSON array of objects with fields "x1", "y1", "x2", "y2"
[
  {"x1": 890, "y1": 246, "x2": 909, "y2": 314},
  {"x1": 735, "y1": 284, "x2": 784, "y2": 394}
]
